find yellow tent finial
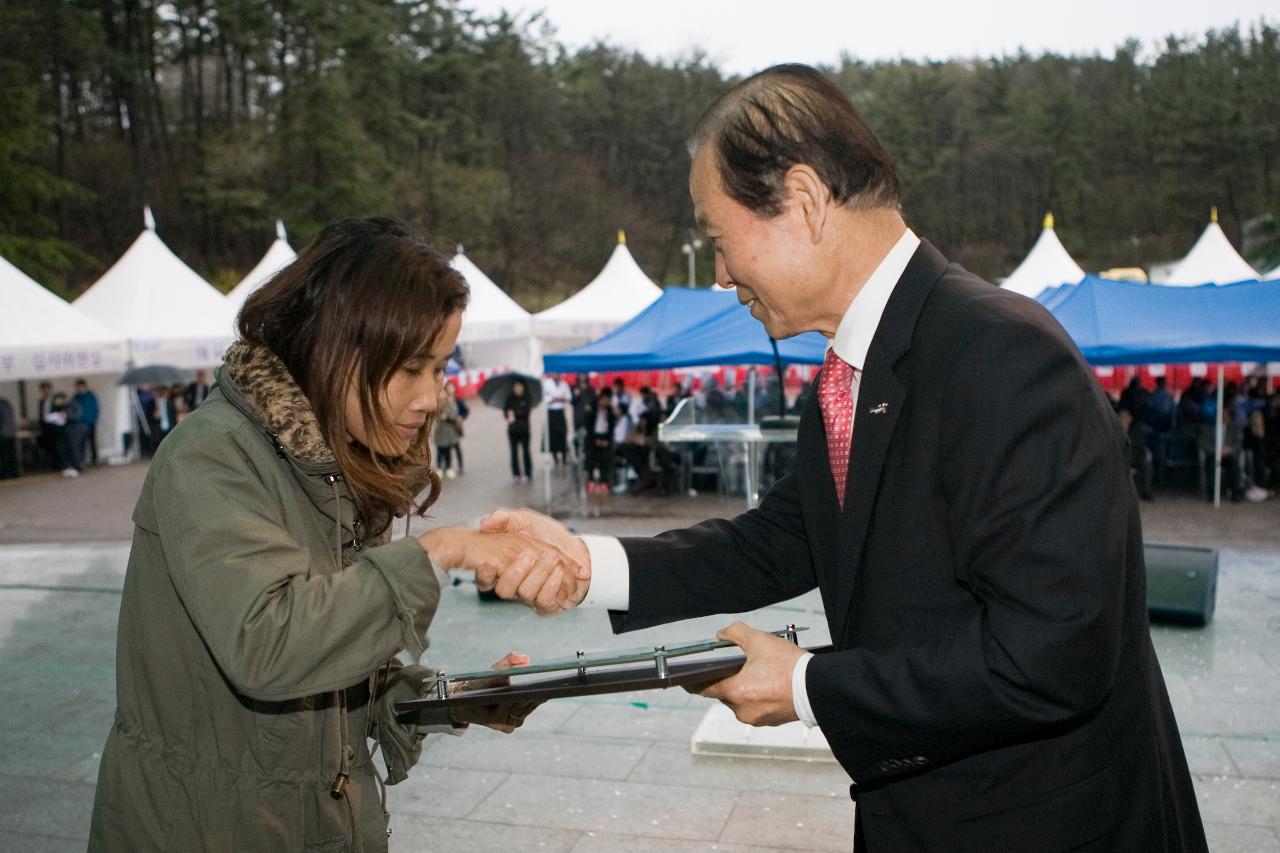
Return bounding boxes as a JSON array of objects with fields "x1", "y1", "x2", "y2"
[
  {"x1": 1210, "y1": 206, "x2": 1218, "y2": 224},
  {"x1": 1043, "y1": 211, "x2": 1055, "y2": 230},
  {"x1": 617, "y1": 229, "x2": 626, "y2": 245}
]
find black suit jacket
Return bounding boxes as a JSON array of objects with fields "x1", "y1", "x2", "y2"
[{"x1": 614, "y1": 242, "x2": 1206, "y2": 852}]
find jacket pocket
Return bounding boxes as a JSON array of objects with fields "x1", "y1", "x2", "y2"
[
  {"x1": 951, "y1": 765, "x2": 1120, "y2": 852},
  {"x1": 248, "y1": 695, "x2": 316, "y2": 770}
]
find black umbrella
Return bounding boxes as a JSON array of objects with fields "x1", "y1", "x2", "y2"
[
  {"x1": 478, "y1": 372, "x2": 543, "y2": 409},
  {"x1": 117, "y1": 364, "x2": 190, "y2": 386}
]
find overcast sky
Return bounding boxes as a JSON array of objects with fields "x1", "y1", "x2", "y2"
[{"x1": 464, "y1": 0, "x2": 1273, "y2": 74}]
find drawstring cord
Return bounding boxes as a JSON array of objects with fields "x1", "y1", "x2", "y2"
[{"x1": 367, "y1": 660, "x2": 392, "y2": 832}]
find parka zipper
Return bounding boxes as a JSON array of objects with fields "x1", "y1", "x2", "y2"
[{"x1": 322, "y1": 470, "x2": 365, "y2": 850}]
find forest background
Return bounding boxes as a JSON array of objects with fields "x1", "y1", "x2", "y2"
[{"x1": 1, "y1": 1, "x2": 1278, "y2": 305}]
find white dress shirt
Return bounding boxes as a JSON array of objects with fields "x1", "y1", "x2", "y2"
[
  {"x1": 581, "y1": 229, "x2": 921, "y2": 728},
  {"x1": 544, "y1": 378, "x2": 571, "y2": 410}
]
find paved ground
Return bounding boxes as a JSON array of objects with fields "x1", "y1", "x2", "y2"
[{"x1": 0, "y1": 405, "x2": 1277, "y2": 851}]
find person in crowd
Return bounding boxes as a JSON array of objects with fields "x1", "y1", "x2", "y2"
[
  {"x1": 1220, "y1": 384, "x2": 1247, "y2": 502},
  {"x1": 611, "y1": 378, "x2": 631, "y2": 415},
  {"x1": 571, "y1": 376, "x2": 596, "y2": 459},
  {"x1": 453, "y1": 390, "x2": 469, "y2": 473},
  {"x1": 1145, "y1": 376, "x2": 1175, "y2": 485},
  {"x1": 704, "y1": 388, "x2": 742, "y2": 424},
  {"x1": 480, "y1": 64, "x2": 1206, "y2": 850},
  {"x1": 1177, "y1": 377, "x2": 1206, "y2": 426},
  {"x1": 150, "y1": 385, "x2": 178, "y2": 445},
  {"x1": 609, "y1": 387, "x2": 635, "y2": 490},
  {"x1": 1245, "y1": 371, "x2": 1270, "y2": 405},
  {"x1": 504, "y1": 378, "x2": 534, "y2": 482},
  {"x1": 73, "y1": 379, "x2": 101, "y2": 466},
  {"x1": 134, "y1": 385, "x2": 156, "y2": 456},
  {"x1": 543, "y1": 373, "x2": 572, "y2": 464},
  {"x1": 434, "y1": 380, "x2": 464, "y2": 478},
  {"x1": 1265, "y1": 391, "x2": 1280, "y2": 490},
  {"x1": 36, "y1": 381, "x2": 60, "y2": 470},
  {"x1": 1118, "y1": 406, "x2": 1154, "y2": 501},
  {"x1": 170, "y1": 382, "x2": 191, "y2": 424},
  {"x1": 617, "y1": 389, "x2": 651, "y2": 492},
  {"x1": 58, "y1": 390, "x2": 86, "y2": 478},
  {"x1": 584, "y1": 386, "x2": 615, "y2": 494},
  {"x1": 0, "y1": 396, "x2": 18, "y2": 479},
  {"x1": 185, "y1": 369, "x2": 213, "y2": 410},
  {"x1": 89, "y1": 217, "x2": 582, "y2": 852},
  {"x1": 1119, "y1": 375, "x2": 1148, "y2": 419},
  {"x1": 623, "y1": 387, "x2": 678, "y2": 496},
  {"x1": 1243, "y1": 408, "x2": 1273, "y2": 497}
]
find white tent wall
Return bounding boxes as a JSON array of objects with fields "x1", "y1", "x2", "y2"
[
  {"x1": 0, "y1": 254, "x2": 128, "y2": 380},
  {"x1": 458, "y1": 336, "x2": 544, "y2": 377},
  {"x1": 451, "y1": 251, "x2": 538, "y2": 372},
  {"x1": 225, "y1": 227, "x2": 296, "y2": 324}
]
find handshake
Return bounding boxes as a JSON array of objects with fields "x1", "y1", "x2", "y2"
[{"x1": 418, "y1": 508, "x2": 590, "y2": 616}]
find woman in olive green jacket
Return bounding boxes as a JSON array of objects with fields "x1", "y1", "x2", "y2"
[{"x1": 89, "y1": 219, "x2": 579, "y2": 852}]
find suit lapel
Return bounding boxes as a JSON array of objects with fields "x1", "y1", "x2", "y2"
[
  {"x1": 826, "y1": 240, "x2": 950, "y2": 644},
  {"x1": 795, "y1": 384, "x2": 841, "y2": 598}
]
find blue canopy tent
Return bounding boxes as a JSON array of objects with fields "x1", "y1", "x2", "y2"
[
  {"x1": 1042, "y1": 276, "x2": 1280, "y2": 505},
  {"x1": 1045, "y1": 276, "x2": 1280, "y2": 365},
  {"x1": 542, "y1": 287, "x2": 827, "y2": 372}
]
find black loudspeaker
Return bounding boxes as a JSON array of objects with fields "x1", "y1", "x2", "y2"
[{"x1": 1144, "y1": 543, "x2": 1218, "y2": 627}]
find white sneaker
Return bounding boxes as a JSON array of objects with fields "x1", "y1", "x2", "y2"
[
  {"x1": 62, "y1": 468, "x2": 79, "y2": 478},
  {"x1": 1245, "y1": 485, "x2": 1269, "y2": 503},
  {"x1": 444, "y1": 469, "x2": 457, "y2": 480}
]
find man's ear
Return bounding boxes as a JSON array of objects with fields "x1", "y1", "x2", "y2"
[{"x1": 784, "y1": 165, "x2": 829, "y2": 244}]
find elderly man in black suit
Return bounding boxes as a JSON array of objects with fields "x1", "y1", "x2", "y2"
[{"x1": 480, "y1": 64, "x2": 1206, "y2": 852}]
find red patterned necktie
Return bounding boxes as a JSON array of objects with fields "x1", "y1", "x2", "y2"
[{"x1": 818, "y1": 348, "x2": 855, "y2": 508}]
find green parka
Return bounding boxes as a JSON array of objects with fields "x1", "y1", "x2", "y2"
[{"x1": 90, "y1": 342, "x2": 447, "y2": 852}]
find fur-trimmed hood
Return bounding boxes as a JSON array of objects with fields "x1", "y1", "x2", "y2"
[{"x1": 221, "y1": 340, "x2": 334, "y2": 465}]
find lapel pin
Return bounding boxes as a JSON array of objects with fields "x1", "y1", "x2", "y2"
[{"x1": 869, "y1": 402, "x2": 889, "y2": 415}]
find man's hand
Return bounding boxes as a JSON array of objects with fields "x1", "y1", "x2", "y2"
[
  {"x1": 693, "y1": 622, "x2": 806, "y2": 727},
  {"x1": 418, "y1": 527, "x2": 583, "y2": 616},
  {"x1": 450, "y1": 651, "x2": 541, "y2": 733},
  {"x1": 479, "y1": 507, "x2": 591, "y2": 610}
]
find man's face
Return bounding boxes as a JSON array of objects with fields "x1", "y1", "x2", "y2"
[{"x1": 690, "y1": 147, "x2": 818, "y2": 339}]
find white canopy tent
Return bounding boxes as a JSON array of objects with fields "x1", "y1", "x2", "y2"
[
  {"x1": 451, "y1": 249, "x2": 540, "y2": 374},
  {"x1": 999, "y1": 212, "x2": 1086, "y2": 299},
  {"x1": 0, "y1": 254, "x2": 127, "y2": 381},
  {"x1": 534, "y1": 231, "x2": 663, "y2": 353},
  {"x1": 1264, "y1": 262, "x2": 1280, "y2": 281},
  {"x1": 74, "y1": 208, "x2": 235, "y2": 368},
  {"x1": 0, "y1": 255, "x2": 131, "y2": 461},
  {"x1": 1155, "y1": 209, "x2": 1259, "y2": 286},
  {"x1": 225, "y1": 220, "x2": 296, "y2": 323}
]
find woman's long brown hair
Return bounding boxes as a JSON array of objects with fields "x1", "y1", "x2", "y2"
[{"x1": 237, "y1": 217, "x2": 469, "y2": 537}]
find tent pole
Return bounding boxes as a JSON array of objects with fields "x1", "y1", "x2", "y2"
[{"x1": 1213, "y1": 363, "x2": 1224, "y2": 508}]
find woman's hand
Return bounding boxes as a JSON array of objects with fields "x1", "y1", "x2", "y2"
[
  {"x1": 450, "y1": 651, "x2": 541, "y2": 733},
  {"x1": 418, "y1": 528, "x2": 586, "y2": 616}
]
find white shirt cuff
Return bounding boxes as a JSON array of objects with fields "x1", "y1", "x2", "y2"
[
  {"x1": 792, "y1": 652, "x2": 817, "y2": 728},
  {"x1": 579, "y1": 535, "x2": 630, "y2": 610}
]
